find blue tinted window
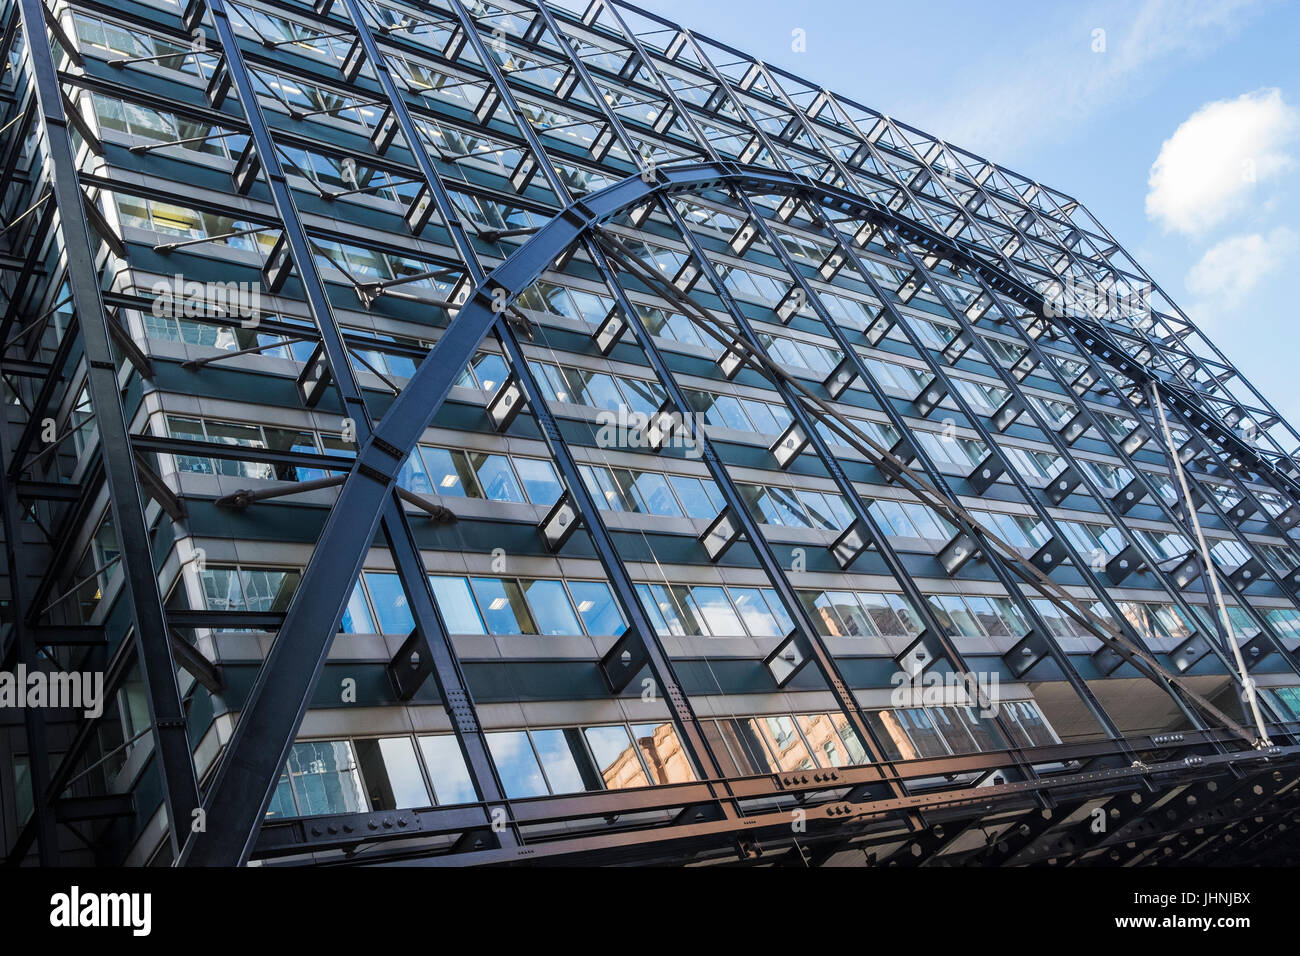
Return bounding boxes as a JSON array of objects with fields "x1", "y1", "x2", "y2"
[{"x1": 364, "y1": 572, "x2": 414, "y2": 633}]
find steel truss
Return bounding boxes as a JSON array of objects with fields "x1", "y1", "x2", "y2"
[{"x1": 2, "y1": 0, "x2": 1300, "y2": 868}]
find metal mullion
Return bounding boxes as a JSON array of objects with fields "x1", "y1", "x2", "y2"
[
  {"x1": 593, "y1": 0, "x2": 1037, "y2": 779},
  {"x1": 650, "y1": 207, "x2": 965, "y2": 782},
  {"x1": 0, "y1": 193, "x2": 56, "y2": 345},
  {"x1": 6, "y1": 277, "x2": 83, "y2": 476},
  {"x1": 1154, "y1": 395, "x2": 1300, "y2": 689},
  {"x1": 617, "y1": 235, "x2": 1036, "y2": 784},
  {"x1": 878, "y1": 225, "x2": 1244, "y2": 729},
  {"x1": 18, "y1": 0, "x2": 201, "y2": 856},
  {"x1": 180, "y1": 0, "x2": 518, "y2": 865},
  {"x1": 532, "y1": 0, "x2": 929, "y2": 790},
  {"x1": 966, "y1": 269, "x2": 1300, "y2": 696},
  {"x1": 951, "y1": 158, "x2": 1296, "y2": 472},
  {"x1": 802, "y1": 240, "x2": 1136, "y2": 739},
  {"x1": 370, "y1": 0, "x2": 739, "y2": 794},
  {"x1": 665, "y1": 27, "x2": 1132, "y2": 743},
  {"x1": 0, "y1": 399, "x2": 58, "y2": 863},
  {"x1": 999, "y1": 178, "x2": 1299, "y2": 462}
]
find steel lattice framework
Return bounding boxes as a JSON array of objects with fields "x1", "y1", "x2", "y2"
[{"x1": 3, "y1": 0, "x2": 1300, "y2": 868}]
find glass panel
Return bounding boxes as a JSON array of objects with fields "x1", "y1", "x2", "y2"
[
  {"x1": 513, "y1": 457, "x2": 562, "y2": 506},
  {"x1": 198, "y1": 566, "x2": 245, "y2": 611},
  {"x1": 581, "y1": 464, "x2": 631, "y2": 511},
  {"x1": 568, "y1": 580, "x2": 626, "y2": 636},
  {"x1": 796, "y1": 713, "x2": 851, "y2": 767},
  {"x1": 929, "y1": 707, "x2": 977, "y2": 755},
  {"x1": 955, "y1": 706, "x2": 1007, "y2": 752},
  {"x1": 520, "y1": 579, "x2": 582, "y2": 635},
  {"x1": 583, "y1": 725, "x2": 650, "y2": 789},
  {"x1": 1007, "y1": 701, "x2": 1058, "y2": 747},
  {"x1": 428, "y1": 576, "x2": 486, "y2": 635},
  {"x1": 417, "y1": 734, "x2": 477, "y2": 805},
  {"x1": 728, "y1": 587, "x2": 784, "y2": 637},
  {"x1": 469, "y1": 577, "x2": 536, "y2": 634},
  {"x1": 800, "y1": 590, "x2": 849, "y2": 637},
  {"x1": 486, "y1": 730, "x2": 548, "y2": 798},
  {"x1": 630, "y1": 721, "x2": 696, "y2": 784},
  {"x1": 753, "y1": 715, "x2": 816, "y2": 771},
  {"x1": 826, "y1": 712, "x2": 870, "y2": 765},
  {"x1": 471, "y1": 354, "x2": 507, "y2": 392},
  {"x1": 285, "y1": 740, "x2": 367, "y2": 816},
  {"x1": 717, "y1": 719, "x2": 770, "y2": 773},
  {"x1": 420, "y1": 447, "x2": 480, "y2": 497},
  {"x1": 866, "y1": 710, "x2": 915, "y2": 761},
  {"x1": 530, "y1": 728, "x2": 600, "y2": 793},
  {"x1": 266, "y1": 770, "x2": 296, "y2": 818},
  {"x1": 687, "y1": 585, "x2": 745, "y2": 636},
  {"x1": 471, "y1": 453, "x2": 525, "y2": 503},
  {"x1": 365, "y1": 572, "x2": 415, "y2": 633},
  {"x1": 241, "y1": 568, "x2": 299, "y2": 612},
  {"x1": 858, "y1": 592, "x2": 904, "y2": 635},
  {"x1": 667, "y1": 474, "x2": 724, "y2": 519},
  {"x1": 898, "y1": 708, "x2": 950, "y2": 757},
  {"x1": 354, "y1": 736, "x2": 430, "y2": 810},
  {"x1": 827, "y1": 591, "x2": 877, "y2": 637},
  {"x1": 636, "y1": 583, "x2": 687, "y2": 636},
  {"x1": 339, "y1": 581, "x2": 375, "y2": 633},
  {"x1": 761, "y1": 590, "x2": 794, "y2": 635}
]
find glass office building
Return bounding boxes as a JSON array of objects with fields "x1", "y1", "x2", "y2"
[{"x1": 3, "y1": 0, "x2": 1300, "y2": 867}]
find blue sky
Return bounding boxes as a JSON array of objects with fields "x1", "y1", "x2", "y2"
[{"x1": 635, "y1": 0, "x2": 1300, "y2": 426}]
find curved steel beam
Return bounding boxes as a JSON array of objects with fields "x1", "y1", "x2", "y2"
[{"x1": 183, "y1": 159, "x2": 1297, "y2": 866}]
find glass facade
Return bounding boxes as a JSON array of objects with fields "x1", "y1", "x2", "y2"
[{"x1": 4, "y1": 0, "x2": 1300, "y2": 869}]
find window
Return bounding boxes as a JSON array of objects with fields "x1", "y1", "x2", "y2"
[
  {"x1": 705, "y1": 712, "x2": 871, "y2": 774},
  {"x1": 530, "y1": 729, "x2": 598, "y2": 794},
  {"x1": 568, "y1": 581, "x2": 626, "y2": 636},
  {"x1": 484, "y1": 723, "x2": 693, "y2": 798},
  {"x1": 353, "y1": 737, "x2": 430, "y2": 811},
  {"x1": 486, "y1": 731, "x2": 548, "y2": 798},
  {"x1": 417, "y1": 735, "x2": 477, "y2": 805},
  {"x1": 364, "y1": 572, "x2": 414, "y2": 634},
  {"x1": 581, "y1": 463, "x2": 724, "y2": 520},
  {"x1": 182, "y1": 564, "x2": 300, "y2": 616},
  {"x1": 521, "y1": 579, "x2": 582, "y2": 635},
  {"x1": 584, "y1": 725, "x2": 650, "y2": 789},
  {"x1": 272, "y1": 741, "x2": 367, "y2": 818},
  {"x1": 630, "y1": 722, "x2": 696, "y2": 785},
  {"x1": 471, "y1": 452, "x2": 525, "y2": 503},
  {"x1": 513, "y1": 457, "x2": 562, "y2": 506},
  {"x1": 1003, "y1": 701, "x2": 1060, "y2": 747},
  {"x1": 636, "y1": 583, "x2": 794, "y2": 638},
  {"x1": 470, "y1": 577, "x2": 536, "y2": 635},
  {"x1": 428, "y1": 576, "x2": 485, "y2": 635}
]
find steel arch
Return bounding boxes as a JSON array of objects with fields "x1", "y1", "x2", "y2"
[{"x1": 181, "y1": 159, "x2": 1299, "y2": 866}]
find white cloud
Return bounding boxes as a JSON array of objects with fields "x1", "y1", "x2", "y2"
[
  {"x1": 1184, "y1": 227, "x2": 1297, "y2": 308},
  {"x1": 1146, "y1": 88, "x2": 1299, "y2": 234}
]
